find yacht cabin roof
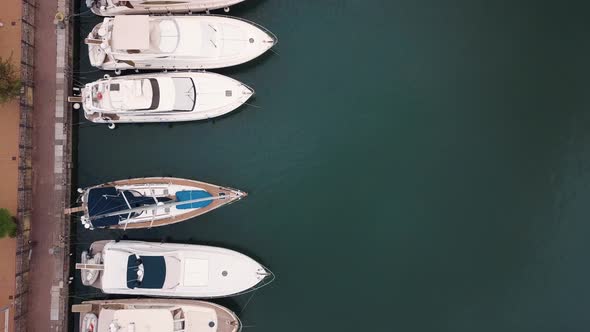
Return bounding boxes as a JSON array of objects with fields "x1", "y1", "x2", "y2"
[
  {"x1": 87, "y1": 76, "x2": 198, "y2": 117},
  {"x1": 96, "y1": 307, "x2": 220, "y2": 332},
  {"x1": 98, "y1": 308, "x2": 174, "y2": 332},
  {"x1": 112, "y1": 16, "x2": 150, "y2": 50}
]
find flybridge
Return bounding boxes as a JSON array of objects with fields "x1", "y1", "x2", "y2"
[{"x1": 90, "y1": 78, "x2": 160, "y2": 112}]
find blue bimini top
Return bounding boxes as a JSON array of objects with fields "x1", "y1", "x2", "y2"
[
  {"x1": 175, "y1": 190, "x2": 213, "y2": 209},
  {"x1": 87, "y1": 187, "x2": 127, "y2": 227},
  {"x1": 126, "y1": 255, "x2": 166, "y2": 289}
]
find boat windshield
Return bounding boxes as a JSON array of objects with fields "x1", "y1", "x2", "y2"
[
  {"x1": 142, "y1": 78, "x2": 160, "y2": 110},
  {"x1": 171, "y1": 78, "x2": 196, "y2": 111}
]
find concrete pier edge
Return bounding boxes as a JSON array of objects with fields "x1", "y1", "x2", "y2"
[{"x1": 52, "y1": 0, "x2": 74, "y2": 329}]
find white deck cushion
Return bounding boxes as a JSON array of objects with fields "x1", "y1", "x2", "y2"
[{"x1": 158, "y1": 20, "x2": 179, "y2": 53}]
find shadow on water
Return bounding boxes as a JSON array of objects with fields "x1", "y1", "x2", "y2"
[
  {"x1": 73, "y1": 87, "x2": 260, "y2": 134},
  {"x1": 216, "y1": 48, "x2": 279, "y2": 78},
  {"x1": 90, "y1": 44, "x2": 279, "y2": 80}
]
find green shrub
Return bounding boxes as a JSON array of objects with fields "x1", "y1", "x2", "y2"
[
  {"x1": 0, "y1": 209, "x2": 17, "y2": 238},
  {"x1": 0, "y1": 56, "x2": 21, "y2": 104}
]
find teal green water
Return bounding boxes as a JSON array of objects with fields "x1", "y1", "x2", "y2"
[{"x1": 75, "y1": 1, "x2": 590, "y2": 331}]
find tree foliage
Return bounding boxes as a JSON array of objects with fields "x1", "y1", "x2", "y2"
[
  {"x1": 0, "y1": 56, "x2": 21, "y2": 104},
  {"x1": 0, "y1": 208, "x2": 17, "y2": 238}
]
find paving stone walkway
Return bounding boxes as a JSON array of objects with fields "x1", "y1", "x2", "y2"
[{"x1": 27, "y1": 0, "x2": 72, "y2": 330}]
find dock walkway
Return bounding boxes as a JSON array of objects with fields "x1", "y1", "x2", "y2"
[{"x1": 26, "y1": 0, "x2": 74, "y2": 330}]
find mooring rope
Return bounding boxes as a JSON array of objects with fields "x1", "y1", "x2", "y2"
[{"x1": 66, "y1": 9, "x2": 94, "y2": 19}]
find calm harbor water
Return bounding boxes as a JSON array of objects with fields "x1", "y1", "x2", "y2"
[{"x1": 73, "y1": 1, "x2": 590, "y2": 331}]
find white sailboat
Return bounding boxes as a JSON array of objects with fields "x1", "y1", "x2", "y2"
[
  {"x1": 71, "y1": 177, "x2": 246, "y2": 230},
  {"x1": 86, "y1": 15, "x2": 276, "y2": 71},
  {"x1": 81, "y1": 71, "x2": 253, "y2": 124},
  {"x1": 86, "y1": 0, "x2": 247, "y2": 16},
  {"x1": 74, "y1": 298, "x2": 241, "y2": 332},
  {"x1": 77, "y1": 240, "x2": 273, "y2": 298}
]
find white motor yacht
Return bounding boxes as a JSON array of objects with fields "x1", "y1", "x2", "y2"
[
  {"x1": 74, "y1": 298, "x2": 241, "y2": 332},
  {"x1": 86, "y1": 15, "x2": 276, "y2": 71},
  {"x1": 81, "y1": 71, "x2": 253, "y2": 124},
  {"x1": 77, "y1": 240, "x2": 272, "y2": 298}
]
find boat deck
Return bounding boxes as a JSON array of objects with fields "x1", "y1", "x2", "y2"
[
  {"x1": 88, "y1": 177, "x2": 245, "y2": 229},
  {"x1": 74, "y1": 299, "x2": 240, "y2": 332}
]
